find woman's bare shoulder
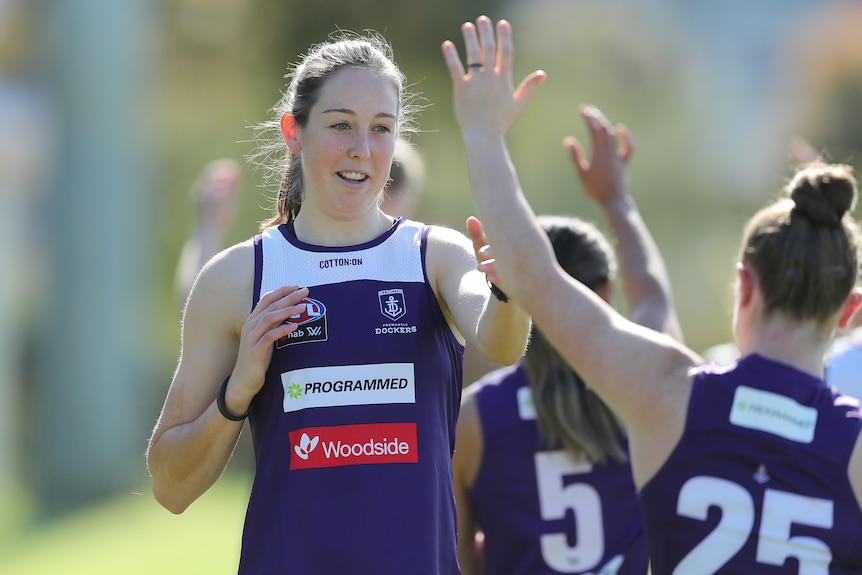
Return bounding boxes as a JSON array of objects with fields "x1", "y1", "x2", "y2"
[{"x1": 185, "y1": 239, "x2": 256, "y2": 329}]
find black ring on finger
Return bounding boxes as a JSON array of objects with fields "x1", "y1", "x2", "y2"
[{"x1": 468, "y1": 62, "x2": 483, "y2": 69}]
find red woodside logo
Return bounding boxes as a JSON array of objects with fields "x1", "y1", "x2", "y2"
[{"x1": 289, "y1": 423, "x2": 418, "y2": 469}]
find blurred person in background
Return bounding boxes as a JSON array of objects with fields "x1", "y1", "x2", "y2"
[
  {"x1": 382, "y1": 135, "x2": 426, "y2": 218},
  {"x1": 445, "y1": 16, "x2": 862, "y2": 573},
  {"x1": 826, "y1": 306, "x2": 862, "y2": 398},
  {"x1": 147, "y1": 30, "x2": 530, "y2": 574},
  {"x1": 453, "y1": 106, "x2": 682, "y2": 575},
  {"x1": 174, "y1": 158, "x2": 242, "y2": 307}
]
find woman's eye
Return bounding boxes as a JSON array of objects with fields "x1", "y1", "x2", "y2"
[
  {"x1": 332, "y1": 122, "x2": 350, "y2": 130},
  {"x1": 374, "y1": 125, "x2": 392, "y2": 134}
]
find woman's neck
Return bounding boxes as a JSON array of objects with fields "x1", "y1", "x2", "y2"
[
  {"x1": 291, "y1": 208, "x2": 394, "y2": 247},
  {"x1": 743, "y1": 314, "x2": 832, "y2": 379}
]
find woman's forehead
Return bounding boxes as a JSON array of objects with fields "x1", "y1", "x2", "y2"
[{"x1": 315, "y1": 66, "x2": 399, "y2": 115}]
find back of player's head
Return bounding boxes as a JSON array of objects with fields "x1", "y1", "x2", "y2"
[
  {"x1": 740, "y1": 162, "x2": 860, "y2": 324},
  {"x1": 540, "y1": 214, "x2": 616, "y2": 290}
]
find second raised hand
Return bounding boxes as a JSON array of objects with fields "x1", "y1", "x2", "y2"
[
  {"x1": 564, "y1": 105, "x2": 634, "y2": 204},
  {"x1": 441, "y1": 16, "x2": 546, "y2": 140}
]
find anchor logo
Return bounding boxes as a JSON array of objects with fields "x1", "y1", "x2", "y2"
[{"x1": 378, "y1": 289, "x2": 406, "y2": 321}]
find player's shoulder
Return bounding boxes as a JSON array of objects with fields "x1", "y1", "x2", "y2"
[
  {"x1": 425, "y1": 223, "x2": 471, "y2": 251},
  {"x1": 201, "y1": 239, "x2": 254, "y2": 286},
  {"x1": 187, "y1": 239, "x2": 255, "y2": 323}
]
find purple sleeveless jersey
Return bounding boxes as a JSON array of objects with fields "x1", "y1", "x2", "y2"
[
  {"x1": 469, "y1": 364, "x2": 647, "y2": 575},
  {"x1": 239, "y1": 220, "x2": 464, "y2": 574},
  {"x1": 639, "y1": 354, "x2": 862, "y2": 574}
]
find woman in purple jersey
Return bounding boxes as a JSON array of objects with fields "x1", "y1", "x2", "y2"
[
  {"x1": 444, "y1": 16, "x2": 862, "y2": 574},
  {"x1": 146, "y1": 30, "x2": 530, "y2": 573},
  {"x1": 453, "y1": 106, "x2": 682, "y2": 575}
]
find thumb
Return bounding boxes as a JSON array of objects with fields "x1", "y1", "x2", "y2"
[
  {"x1": 563, "y1": 136, "x2": 589, "y2": 176},
  {"x1": 513, "y1": 70, "x2": 547, "y2": 107},
  {"x1": 616, "y1": 124, "x2": 635, "y2": 163},
  {"x1": 465, "y1": 215, "x2": 487, "y2": 247}
]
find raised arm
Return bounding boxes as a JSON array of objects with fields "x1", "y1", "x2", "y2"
[
  {"x1": 566, "y1": 105, "x2": 683, "y2": 341},
  {"x1": 441, "y1": 17, "x2": 699, "y2": 438}
]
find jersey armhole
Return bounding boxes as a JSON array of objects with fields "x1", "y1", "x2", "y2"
[{"x1": 252, "y1": 233, "x2": 263, "y2": 313}]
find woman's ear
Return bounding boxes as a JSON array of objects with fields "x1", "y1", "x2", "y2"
[
  {"x1": 281, "y1": 114, "x2": 301, "y2": 154},
  {"x1": 736, "y1": 262, "x2": 754, "y2": 309},
  {"x1": 837, "y1": 287, "x2": 862, "y2": 330}
]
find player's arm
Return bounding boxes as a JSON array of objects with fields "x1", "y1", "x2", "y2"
[
  {"x1": 147, "y1": 242, "x2": 307, "y2": 513},
  {"x1": 425, "y1": 222, "x2": 530, "y2": 366},
  {"x1": 442, "y1": 18, "x2": 699, "y2": 467},
  {"x1": 453, "y1": 389, "x2": 484, "y2": 575},
  {"x1": 566, "y1": 105, "x2": 683, "y2": 341}
]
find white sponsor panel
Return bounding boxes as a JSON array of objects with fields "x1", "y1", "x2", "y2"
[
  {"x1": 518, "y1": 386, "x2": 537, "y2": 420},
  {"x1": 729, "y1": 386, "x2": 817, "y2": 443},
  {"x1": 282, "y1": 363, "x2": 416, "y2": 412}
]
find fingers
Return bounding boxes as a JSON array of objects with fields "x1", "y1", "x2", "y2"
[
  {"x1": 466, "y1": 215, "x2": 488, "y2": 254},
  {"x1": 476, "y1": 17, "x2": 495, "y2": 71},
  {"x1": 444, "y1": 16, "x2": 544, "y2": 136},
  {"x1": 252, "y1": 287, "x2": 309, "y2": 336},
  {"x1": 466, "y1": 216, "x2": 501, "y2": 283},
  {"x1": 563, "y1": 136, "x2": 588, "y2": 174},
  {"x1": 476, "y1": 255, "x2": 501, "y2": 285},
  {"x1": 252, "y1": 285, "x2": 307, "y2": 319},
  {"x1": 244, "y1": 286, "x2": 310, "y2": 350},
  {"x1": 441, "y1": 40, "x2": 466, "y2": 81},
  {"x1": 461, "y1": 20, "x2": 482, "y2": 70},
  {"x1": 448, "y1": 16, "x2": 516, "y2": 78},
  {"x1": 616, "y1": 124, "x2": 635, "y2": 163},
  {"x1": 583, "y1": 106, "x2": 613, "y2": 154},
  {"x1": 495, "y1": 20, "x2": 512, "y2": 76}
]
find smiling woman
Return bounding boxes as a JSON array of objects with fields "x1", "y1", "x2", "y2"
[{"x1": 145, "y1": 29, "x2": 531, "y2": 575}]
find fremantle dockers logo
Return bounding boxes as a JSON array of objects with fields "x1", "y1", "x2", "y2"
[
  {"x1": 276, "y1": 297, "x2": 327, "y2": 348},
  {"x1": 378, "y1": 289, "x2": 406, "y2": 321}
]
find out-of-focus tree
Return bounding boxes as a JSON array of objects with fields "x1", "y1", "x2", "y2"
[{"x1": 31, "y1": 0, "x2": 157, "y2": 516}]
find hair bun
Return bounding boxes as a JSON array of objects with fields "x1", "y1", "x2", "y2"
[{"x1": 788, "y1": 163, "x2": 857, "y2": 226}]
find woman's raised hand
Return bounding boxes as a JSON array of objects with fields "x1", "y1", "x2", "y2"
[{"x1": 441, "y1": 16, "x2": 546, "y2": 141}]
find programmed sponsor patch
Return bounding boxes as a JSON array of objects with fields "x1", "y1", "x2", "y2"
[
  {"x1": 729, "y1": 385, "x2": 818, "y2": 443},
  {"x1": 281, "y1": 362, "x2": 416, "y2": 412}
]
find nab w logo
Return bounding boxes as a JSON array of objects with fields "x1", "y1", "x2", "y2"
[
  {"x1": 276, "y1": 296, "x2": 328, "y2": 348},
  {"x1": 306, "y1": 325, "x2": 322, "y2": 336}
]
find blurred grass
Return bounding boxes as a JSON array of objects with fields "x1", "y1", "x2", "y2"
[{"x1": 0, "y1": 473, "x2": 251, "y2": 575}]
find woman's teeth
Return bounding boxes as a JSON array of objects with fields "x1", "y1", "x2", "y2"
[{"x1": 339, "y1": 171, "x2": 366, "y2": 181}]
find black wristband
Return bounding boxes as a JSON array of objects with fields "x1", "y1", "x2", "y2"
[
  {"x1": 488, "y1": 281, "x2": 509, "y2": 303},
  {"x1": 217, "y1": 375, "x2": 249, "y2": 421}
]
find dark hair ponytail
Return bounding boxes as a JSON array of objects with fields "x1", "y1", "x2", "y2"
[
  {"x1": 740, "y1": 162, "x2": 861, "y2": 323},
  {"x1": 523, "y1": 215, "x2": 627, "y2": 464}
]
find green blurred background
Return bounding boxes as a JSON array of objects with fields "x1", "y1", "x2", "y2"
[{"x1": 2, "y1": 0, "x2": 861, "y2": 572}]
